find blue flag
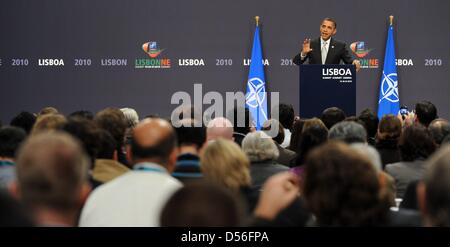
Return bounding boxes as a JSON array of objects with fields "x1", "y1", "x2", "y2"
[
  {"x1": 245, "y1": 25, "x2": 268, "y2": 130},
  {"x1": 377, "y1": 23, "x2": 400, "y2": 119}
]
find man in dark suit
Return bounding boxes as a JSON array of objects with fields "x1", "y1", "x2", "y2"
[{"x1": 293, "y1": 18, "x2": 360, "y2": 71}]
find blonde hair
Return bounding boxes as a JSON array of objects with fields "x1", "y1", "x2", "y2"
[
  {"x1": 31, "y1": 114, "x2": 67, "y2": 136},
  {"x1": 200, "y1": 139, "x2": 251, "y2": 192}
]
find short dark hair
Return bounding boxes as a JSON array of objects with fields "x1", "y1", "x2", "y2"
[
  {"x1": 174, "y1": 120, "x2": 206, "y2": 149},
  {"x1": 131, "y1": 130, "x2": 177, "y2": 163},
  {"x1": 10, "y1": 111, "x2": 36, "y2": 134},
  {"x1": 160, "y1": 182, "x2": 243, "y2": 226},
  {"x1": 288, "y1": 119, "x2": 305, "y2": 151},
  {"x1": 96, "y1": 129, "x2": 117, "y2": 159},
  {"x1": 321, "y1": 107, "x2": 346, "y2": 129},
  {"x1": 277, "y1": 103, "x2": 295, "y2": 131},
  {"x1": 399, "y1": 124, "x2": 436, "y2": 161},
  {"x1": 69, "y1": 110, "x2": 94, "y2": 120},
  {"x1": 323, "y1": 17, "x2": 337, "y2": 29},
  {"x1": 415, "y1": 101, "x2": 437, "y2": 127},
  {"x1": 0, "y1": 126, "x2": 27, "y2": 158},
  {"x1": 227, "y1": 106, "x2": 253, "y2": 135},
  {"x1": 358, "y1": 109, "x2": 379, "y2": 139},
  {"x1": 62, "y1": 118, "x2": 100, "y2": 164}
]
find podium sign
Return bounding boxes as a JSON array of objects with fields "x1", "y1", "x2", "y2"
[{"x1": 299, "y1": 65, "x2": 356, "y2": 118}]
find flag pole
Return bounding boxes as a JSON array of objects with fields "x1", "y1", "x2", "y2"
[
  {"x1": 389, "y1": 15, "x2": 394, "y2": 26},
  {"x1": 255, "y1": 16, "x2": 260, "y2": 27}
]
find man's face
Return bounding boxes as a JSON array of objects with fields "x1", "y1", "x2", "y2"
[{"x1": 320, "y1": 20, "x2": 336, "y2": 41}]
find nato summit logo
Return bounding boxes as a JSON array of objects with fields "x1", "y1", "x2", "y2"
[
  {"x1": 350, "y1": 41, "x2": 378, "y2": 69},
  {"x1": 135, "y1": 41, "x2": 171, "y2": 69}
]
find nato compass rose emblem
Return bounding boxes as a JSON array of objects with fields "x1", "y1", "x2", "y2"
[
  {"x1": 142, "y1": 41, "x2": 164, "y2": 58},
  {"x1": 245, "y1": 77, "x2": 268, "y2": 119},
  {"x1": 379, "y1": 72, "x2": 399, "y2": 103}
]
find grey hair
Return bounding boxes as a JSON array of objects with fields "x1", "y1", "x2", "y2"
[
  {"x1": 328, "y1": 121, "x2": 367, "y2": 144},
  {"x1": 349, "y1": 143, "x2": 382, "y2": 172},
  {"x1": 120, "y1": 108, "x2": 139, "y2": 128},
  {"x1": 242, "y1": 131, "x2": 279, "y2": 162}
]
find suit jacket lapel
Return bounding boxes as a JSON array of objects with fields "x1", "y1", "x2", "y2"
[{"x1": 325, "y1": 38, "x2": 336, "y2": 64}]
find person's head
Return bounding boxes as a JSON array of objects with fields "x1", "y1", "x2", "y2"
[
  {"x1": 288, "y1": 119, "x2": 305, "y2": 151},
  {"x1": 321, "y1": 107, "x2": 346, "y2": 129},
  {"x1": 276, "y1": 103, "x2": 295, "y2": 131},
  {"x1": 0, "y1": 126, "x2": 27, "y2": 159},
  {"x1": 399, "y1": 125, "x2": 436, "y2": 162},
  {"x1": 262, "y1": 119, "x2": 284, "y2": 145},
  {"x1": 428, "y1": 118, "x2": 450, "y2": 146},
  {"x1": 94, "y1": 108, "x2": 127, "y2": 151},
  {"x1": 160, "y1": 182, "x2": 244, "y2": 227},
  {"x1": 303, "y1": 142, "x2": 389, "y2": 226},
  {"x1": 242, "y1": 131, "x2": 279, "y2": 163},
  {"x1": 415, "y1": 101, "x2": 437, "y2": 127},
  {"x1": 120, "y1": 108, "x2": 139, "y2": 129},
  {"x1": 31, "y1": 114, "x2": 67, "y2": 136},
  {"x1": 418, "y1": 144, "x2": 450, "y2": 226},
  {"x1": 329, "y1": 121, "x2": 367, "y2": 144},
  {"x1": 320, "y1": 17, "x2": 337, "y2": 41},
  {"x1": 128, "y1": 118, "x2": 178, "y2": 171},
  {"x1": 226, "y1": 106, "x2": 254, "y2": 135},
  {"x1": 377, "y1": 114, "x2": 402, "y2": 141},
  {"x1": 358, "y1": 109, "x2": 379, "y2": 140},
  {"x1": 68, "y1": 110, "x2": 94, "y2": 120},
  {"x1": 13, "y1": 132, "x2": 90, "y2": 224},
  {"x1": 10, "y1": 111, "x2": 36, "y2": 134},
  {"x1": 96, "y1": 129, "x2": 117, "y2": 160},
  {"x1": 38, "y1": 107, "x2": 58, "y2": 116},
  {"x1": 62, "y1": 118, "x2": 100, "y2": 165},
  {"x1": 174, "y1": 119, "x2": 206, "y2": 152},
  {"x1": 294, "y1": 118, "x2": 328, "y2": 165},
  {"x1": 200, "y1": 139, "x2": 251, "y2": 192},
  {"x1": 207, "y1": 117, "x2": 234, "y2": 141}
]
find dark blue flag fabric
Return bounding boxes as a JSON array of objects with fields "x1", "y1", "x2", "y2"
[
  {"x1": 378, "y1": 24, "x2": 400, "y2": 119},
  {"x1": 245, "y1": 25, "x2": 268, "y2": 130}
]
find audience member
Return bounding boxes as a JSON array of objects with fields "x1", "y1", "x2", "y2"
[
  {"x1": 31, "y1": 113, "x2": 67, "y2": 136},
  {"x1": 417, "y1": 144, "x2": 450, "y2": 226},
  {"x1": 428, "y1": 118, "x2": 450, "y2": 147},
  {"x1": 12, "y1": 132, "x2": 91, "y2": 226},
  {"x1": 358, "y1": 109, "x2": 379, "y2": 146},
  {"x1": 321, "y1": 107, "x2": 346, "y2": 130},
  {"x1": 415, "y1": 101, "x2": 437, "y2": 127},
  {"x1": 262, "y1": 119, "x2": 296, "y2": 166},
  {"x1": 275, "y1": 104, "x2": 295, "y2": 148},
  {"x1": 242, "y1": 131, "x2": 289, "y2": 192},
  {"x1": 79, "y1": 118, "x2": 182, "y2": 226},
  {"x1": 385, "y1": 125, "x2": 436, "y2": 198},
  {"x1": 172, "y1": 119, "x2": 206, "y2": 182},
  {"x1": 376, "y1": 114, "x2": 402, "y2": 168},
  {"x1": 328, "y1": 121, "x2": 367, "y2": 144},
  {"x1": 160, "y1": 182, "x2": 244, "y2": 226},
  {"x1": 10, "y1": 111, "x2": 36, "y2": 134},
  {"x1": 206, "y1": 117, "x2": 234, "y2": 141},
  {"x1": 226, "y1": 106, "x2": 254, "y2": 146}
]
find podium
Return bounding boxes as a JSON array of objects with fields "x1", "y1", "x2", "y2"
[{"x1": 299, "y1": 64, "x2": 356, "y2": 118}]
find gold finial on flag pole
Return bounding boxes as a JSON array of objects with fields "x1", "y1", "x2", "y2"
[
  {"x1": 389, "y1": 15, "x2": 394, "y2": 26},
  {"x1": 255, "y1": 16, "x2": 260, "y2": 27}
]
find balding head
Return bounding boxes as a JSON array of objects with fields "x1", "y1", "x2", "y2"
[
  {"x1": 129, "y1": 118, "x2": 177, "y2": 170},
  {"x1": 207, "y1": 117, "x2": 234, "y2": 141}
]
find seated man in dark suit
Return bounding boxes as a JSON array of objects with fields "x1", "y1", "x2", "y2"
[{"x1": 293, "y1": 17, "x2": 360, "y2": 71}]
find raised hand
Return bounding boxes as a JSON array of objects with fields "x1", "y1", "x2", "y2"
[{"x1": 302, "y1": 38, "x2": 313, "y2": 55}]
